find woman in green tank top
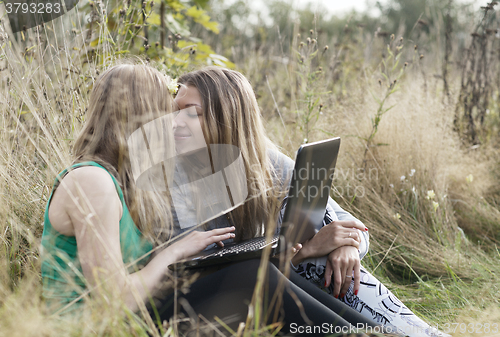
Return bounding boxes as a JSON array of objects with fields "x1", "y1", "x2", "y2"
[{"x1": 41, "y1": 64, "x2": 237, "y2": 316}]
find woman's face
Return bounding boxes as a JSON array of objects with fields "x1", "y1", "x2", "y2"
[{"x1": 173, "y1": 85, "x2": 207, "y2": 154}]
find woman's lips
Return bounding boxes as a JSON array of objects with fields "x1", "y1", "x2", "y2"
[{"x1": 174, "y1": 134, "x2": 191, "y2": 140}]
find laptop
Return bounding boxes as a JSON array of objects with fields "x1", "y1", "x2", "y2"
[{"x1": 169, "y1": 137, "x2": 341, "y2": 270}]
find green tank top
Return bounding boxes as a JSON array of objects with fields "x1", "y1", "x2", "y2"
[{"x1": 41, "y1": 161, "x2": 153, "y2": 314}]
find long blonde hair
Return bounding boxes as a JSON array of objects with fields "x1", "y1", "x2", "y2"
[
  {"x1": 73, "y1": 63, "x2": 175, "y2": 241},
  {"x1": 177, "y1": 66, "x2": 281, "y2": 240}
]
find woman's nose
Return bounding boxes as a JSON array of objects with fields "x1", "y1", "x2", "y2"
[{"x1": 173, "y1": 113, "x2": 187, "y2": 129}]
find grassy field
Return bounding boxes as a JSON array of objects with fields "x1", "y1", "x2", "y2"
[{"x1": 0, "y1": 1, "x2": 499, "y2": 335}]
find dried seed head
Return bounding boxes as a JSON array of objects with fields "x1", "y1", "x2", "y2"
[
  {"x1": 390, "y1": 34, "x2": 395, "y2": 41},
  {"x1": 155, "y1": 41, "x2": 159, "y2": 47},
  {"x1": 312, "y1": 38, "x2": 317, "y2": 44},
  {"x1": 145, "y1": 44, "x2": 150, "y2": 51},
  {"x1": 419, "y1": 54, "x2": 424, "y2": 59},
  {"x1": 310, "y1": 29, "x2": 314, "y2": 35},
  {"x1": 318, "y1": 67, "x2": 323, "y2": 72},
  {"x1": 150, "y1": 0, "x2": 154, "y2": 7},
  {"x1": 175, "y1": 34, "x2": 181, "y2": 39},
  {"x1": 399, "y1": 37, "x2": 403, "y2": 43},
  {"x1": 378, "y1": 79, "x2": 382, "y2": 86},
  {"x1": 404, "y1": 62, "x2": 408, "y2": 68},
  {"x1": 319, "y1": 104, "x2": 323, "y2": 110},
  {"x1": 297, "y1": 33, "x2": 301, "y2": 38},
  {"x1": 324, "y1": 45, "x2": 329, "y2": 51},
  {"x1": 135, "y1": 24, "x2": 141, "y2": 29},
  {"x1": 299, "y1": 42, "x2": 304, "y2": 47},
  {"x1": 168, "y1": 35, "x2": 172, "y2": 40},
  {"x1": 142, "y1": 1, "x2": 146, "y2": 8},
  {"x1": 306, "y1": 37, "x2": 311, "y2": 45},
  {"x1": 89, "y1": 1, "x2": 94, "y2": 7},
  {"x1": 190, "y1": 49, "x2": 196, "y2": 55},
  {"x1": 71, "y1": 28, "x2": 78, "y2": 34},
  {"x1": 119, "y1": 8, "x2": 125, "y2": 15},
  {"x1": 394, "y1": 79, "x2": 397, "y2": 84}
]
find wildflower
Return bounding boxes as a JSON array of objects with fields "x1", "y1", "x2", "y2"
[
  {"x1": 409, "y1": 169, "x2": 415, "y2": 177},
  {"x1": 432, "y1": 201, "x2": 439, "y2": 212},
  {"x1": 466, "y1": 174, "x2": 473, "y2": 183},
  {"x1": 304, "y1": 138, "x2": 308, "y2": 143},
  {"x1": 167, "y1": 77, "x2": 178, "y2": 95},
  {"x1": 426, "y1": 190, "x2": 435, "y2": 200},
  {"x1": 393, "y1": 213, "x2": 401, "y2": 219},
  {"x1": 400, "y1": 175, "x2": 405, "y2": 182}
]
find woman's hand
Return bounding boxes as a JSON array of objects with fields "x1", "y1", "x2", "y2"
[
  {"x1": 291, "y1": 220, "x2": 367, "y2": 266},
  {"x1": 167, "y1": 226, "x2": 236, "y2": 262},
  {"x1": 324, "y1": 246, "x2": 360, "y2": 299}
]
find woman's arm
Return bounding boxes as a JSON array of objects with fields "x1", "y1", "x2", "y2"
[
  {"x1": 58, "y1": 166, "x2": 235, "y2": 312},
  {"x1": 326, "y1": 197, "x2": 370, "y2": 259}
]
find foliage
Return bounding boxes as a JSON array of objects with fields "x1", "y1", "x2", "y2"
[{"x1": 80, "y1": 0, "x2": 233, "y2": 77}]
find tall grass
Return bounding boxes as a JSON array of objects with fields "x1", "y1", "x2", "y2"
[{"x1": 0, "y1": 1, "x2": 499, "y2": 336}]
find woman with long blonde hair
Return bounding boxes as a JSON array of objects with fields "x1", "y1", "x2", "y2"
[{"x1": 41, "y1": 63, "x2": 236, "y2": 315}]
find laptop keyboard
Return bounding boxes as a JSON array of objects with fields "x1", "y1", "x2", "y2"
[{"x1": 200, "y1": 235, "x2": 279, "y2": 260}]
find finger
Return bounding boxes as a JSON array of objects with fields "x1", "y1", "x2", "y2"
[
  {"x1": 353, "y1": 228, "x2": 361, "y2": 243},
  {"x1": 344, "y1": 238, "x2": 360, "y2": 249},
  {"x1": 345, "y1": 229, "x2": 362, "y2": 244},
  {"x1": 324, "y1": 259, "x2": 332, "y2": 288},
  {"x1": 353, "y1": 259, "x2": 361, "y2": 297},
  {"x1": 340, "y1": 267, "x2": 352, "y2": 298},
  {"x1": 210, "y1": 232, "x2": 235, "y2": 244},
  {"x1": 291, "y1": 243, "x2": 302, "y2": 255},
  {"x1": 332, "y1": 259, "x2": 342, "y2": 299},
  {"x1": 209, "y1": 226, "x2": 236, "y2": 235},
  {"x1": 340, "y1": 221, "x2": 367, "y2": 232},
  {"x1": 215, "y1": 240, "x2": 224, "y2": 248}
]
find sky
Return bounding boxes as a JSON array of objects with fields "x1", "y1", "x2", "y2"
[
  {"x1": 294, "y1": 0, "x2": 385, "y2": 16},
  {"x1": 298, "y1": 0, "x2": 489, "y2": 14}
]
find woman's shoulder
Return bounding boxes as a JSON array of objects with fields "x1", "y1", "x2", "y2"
[
  {"x1": 267, "y1": 147, "x2": 294, "y2": 169},
  {"x1": 267, "y1": 147, "x2": 295, "y2": 191},
  {"x1": 55, "y1": 166, "x2": 122, "y2": 214}
]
